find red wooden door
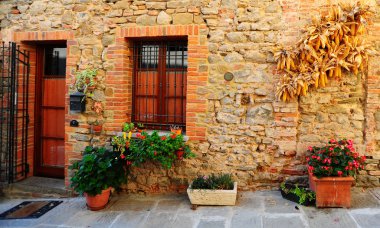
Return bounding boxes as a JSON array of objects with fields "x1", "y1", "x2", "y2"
[{"x1": 35, "y1": 45, "x2": 66, "y2": 178}]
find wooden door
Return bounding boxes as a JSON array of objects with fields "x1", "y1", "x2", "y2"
[{"x1": 35, "y1": 45, "x2": 66, "y2": 178}]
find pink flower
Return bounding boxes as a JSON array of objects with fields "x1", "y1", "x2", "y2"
[
  {"x1": 120, "y1": 154, "x2": 125, "y2": 159},
  {"x1": 337, "y1": 171, "x2": 343, "y2": 176},
  {"x1": 329, "y1": 147, "x2": 334, "y2": 151},
  {"x1": 308, "y1": 146, "x2": 313, "y2": 151}
]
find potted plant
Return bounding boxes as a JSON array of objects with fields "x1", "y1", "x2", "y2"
[
  {"x1": 73, "y1": 68, "x2": 97, "y2": 96},
  {"x1": 280, "y1": 177, "x2": 315, "y2": 206},
  {"x1": 307, "y1": 139, "x2": 366, "y2": 208},
  {"x1": 170, "y1": 125, "x2": 182, "y2": 135},
  {"x1": 122, "y1": 122, "x2": 134, "y2": 133},
  {"x1": 187, "y1": 174, "x2": 237, "y2": 208},
  {"x1": 91, "y1": 120, "x2": 103, "y2": 135},
  {"x1": 69, "y1": 146, "x2": 129, "y2": 211}
]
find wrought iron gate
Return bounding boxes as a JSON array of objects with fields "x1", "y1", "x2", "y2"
[{"x1": 0, "y1": 42, "x2": 30, "y2": 183}]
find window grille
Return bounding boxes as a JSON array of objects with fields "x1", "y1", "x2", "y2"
[{"x1": 131, "y1": 39, "x2": 187, "y2": 131}]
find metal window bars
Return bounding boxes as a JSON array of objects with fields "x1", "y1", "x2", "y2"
[{"x1": 131, "y1": 40, "x2": 187, "y2": 131}]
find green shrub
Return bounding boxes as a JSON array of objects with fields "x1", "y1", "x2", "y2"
[
  {"x1": 190, "y1": 174, "x2": 234, "y2": 190},
  {"x1": 69, "y1": 146, "x2": 129, "y2": 196}
]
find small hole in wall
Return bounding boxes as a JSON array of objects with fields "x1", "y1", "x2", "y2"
[{"x1": 241, "y1": 93, "x2": 250, "y2": 105}]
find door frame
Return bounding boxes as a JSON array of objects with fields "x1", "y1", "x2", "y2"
[{"x1": 34, "y1": 44, "x2": 66, "y2": 178}]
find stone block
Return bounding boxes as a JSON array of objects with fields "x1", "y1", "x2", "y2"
[
  {"x1": 146, "y1": 2, "x2": 166, "y2": 10},
  {"x1": 173, "y1": 13, "x2": 193, "y2": 24},
  {"x1": 136, "y1": 15, "x2": 156, "y2": 25},
  {"x1": 157, "y1": 11, "x2": 172, "y2": 25}
]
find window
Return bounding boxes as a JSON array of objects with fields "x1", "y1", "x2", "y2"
[
  {"x1": 44, "y1": 46, "x2": 66, "y2": 77},
  {"x1": 132, "y1": 39, "x2": 187, "y2": 131}
]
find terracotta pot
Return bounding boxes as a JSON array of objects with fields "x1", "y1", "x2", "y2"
[
  {"x1": 92, "y1": 125, "x2": 102, "y2": 134},
  {"x1": 308, "y1": 171, "x2": 316, "y2": 191},
  {"x1": 309, "y1": 174, "x2": 354, "y2": 208},
  {"x1": 87, "y1": 86, "x2": 96, "y2": 91},
  {"x1": 176, "y1": 149, "x2": 184, "y2": 160},
  {"x1": 84, "y1": 187, "x2": 111, "y2": 211},
  {"x1": 171, "y1": 129, "x2": 182, "y2": 135}
]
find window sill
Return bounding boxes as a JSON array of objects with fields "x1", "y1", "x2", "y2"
[{"x1": 116, "y1": 130, "x2": 189, "y2": 142}]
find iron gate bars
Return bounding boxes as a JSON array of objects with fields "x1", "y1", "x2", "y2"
[{"x1": 0, "y1": 42, "x2": 30, "y2": 183}]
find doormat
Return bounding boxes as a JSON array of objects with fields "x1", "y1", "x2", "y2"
[{"x1": 0, "y1": 201, "x2": 63, "y2": 220}]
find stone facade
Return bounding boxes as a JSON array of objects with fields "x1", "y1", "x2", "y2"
[{"x1": 0, "y1": 0, "x2": 379, "y2": 192}]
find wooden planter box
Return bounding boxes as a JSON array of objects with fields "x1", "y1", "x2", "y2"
[
  {"x1": 187, "y1": 182, "x2": 237, "y2": 206},
  {"x1": 309, "y1": 174, "x2": 354, "y2": 208}
]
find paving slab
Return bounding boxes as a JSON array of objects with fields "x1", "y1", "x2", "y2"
[
  {"x1": 302, "y1": 207, "x2": 357, "y2": 228},
  {"x1": 154, "y1": 199, "x2": 185, "y2": 212},
  {"x1": 110, "y1": 211, "x2": 148, "y2": 228},
  {"x1": 263, "y1": 215, "x2": 306, "y2": 228},
  {"x1": 235, "y1": 193, "x2": 264, "y2": 212},
  {"x1": 230, "y1": 210, "x2": 262, "y2": 228},
  {"x1": 64, "y1": 210, "x2": 119, "y2": 228},
  {"x1": 197, "y1": 205, "x2": 233, "y2": 218},
  {"x1": 351, "y1": 188, "x2": 380, "y2": 208},
  {"x1": 170, "y1": 214, "x2": 198, "y2": 228},
  {"x1": 264, "y1": 192, "x2": 300, "y2": 214},
  {"x1": 197, "y1": 218, "x2": 226, "y2": 228},
  {"x1": 108, "y1": 198, "x2": 156, "y2": 211},
  {"x1": 143, "y1": 211, "x2": 176, "y2": 228},
  {"x1": 349, "y1": 208, "x2": 380, "y2": 228}
]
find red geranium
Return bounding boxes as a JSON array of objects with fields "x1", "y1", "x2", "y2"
[{"x1": 307, "y1": 139, "x2": 366, "y2": 178}]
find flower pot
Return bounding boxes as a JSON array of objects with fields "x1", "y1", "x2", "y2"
[
  {"x1": 92, "y1": 125, "x2": 102, "y2": 134},
  {"x1": 176, "y1": 149, "x2": 184, "y2": 160},
  {"x1": 309, "y1": 174, "x2": 354, "y2": 208},
  {"x1": 171, "y1": 129, "x2": 182, "y2": 135},
  {"x1": 187, "y1": 182, "x2": 237, "y2": 206},
  {"x1": 87, "y1": 86, "x2": 96, "y2": 91},
  {"x1": 308, "y1": 171, "x2": 316, "y2": 191},
  {"x1": 84, "y1": 187, "x2": 111, "y2": 211}
]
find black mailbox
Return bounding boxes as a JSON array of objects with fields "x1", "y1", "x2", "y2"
[{"x1": 70, "y1": 92, "x2": 86, "y2": 113}]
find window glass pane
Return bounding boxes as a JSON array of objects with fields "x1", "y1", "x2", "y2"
[
  {"x1": 44, "y1": 47, "x2": 66, "y2": 76},
  {"x1": 166, "y1": 43, "x2": 187, "y2": 68},
  {"x1": 139, "y1": 45, "x2": 159, "y2": 69}
]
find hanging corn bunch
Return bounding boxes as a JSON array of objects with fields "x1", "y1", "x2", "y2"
[{"x1": 274, "y1": 2, "x2": 375, "y2": 102}]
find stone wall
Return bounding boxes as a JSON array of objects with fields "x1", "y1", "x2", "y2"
[{"x1": 1, "y1": 0, "x2": 379, "y2": 192}]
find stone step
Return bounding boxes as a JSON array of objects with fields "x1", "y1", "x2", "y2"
[{"x1": 1, "y1": 176, "x2": 73, "y2": 199}]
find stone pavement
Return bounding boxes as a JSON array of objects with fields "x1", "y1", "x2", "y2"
[{"x1": 0, "y1": 188, "x2": 379, "y2": 228}]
